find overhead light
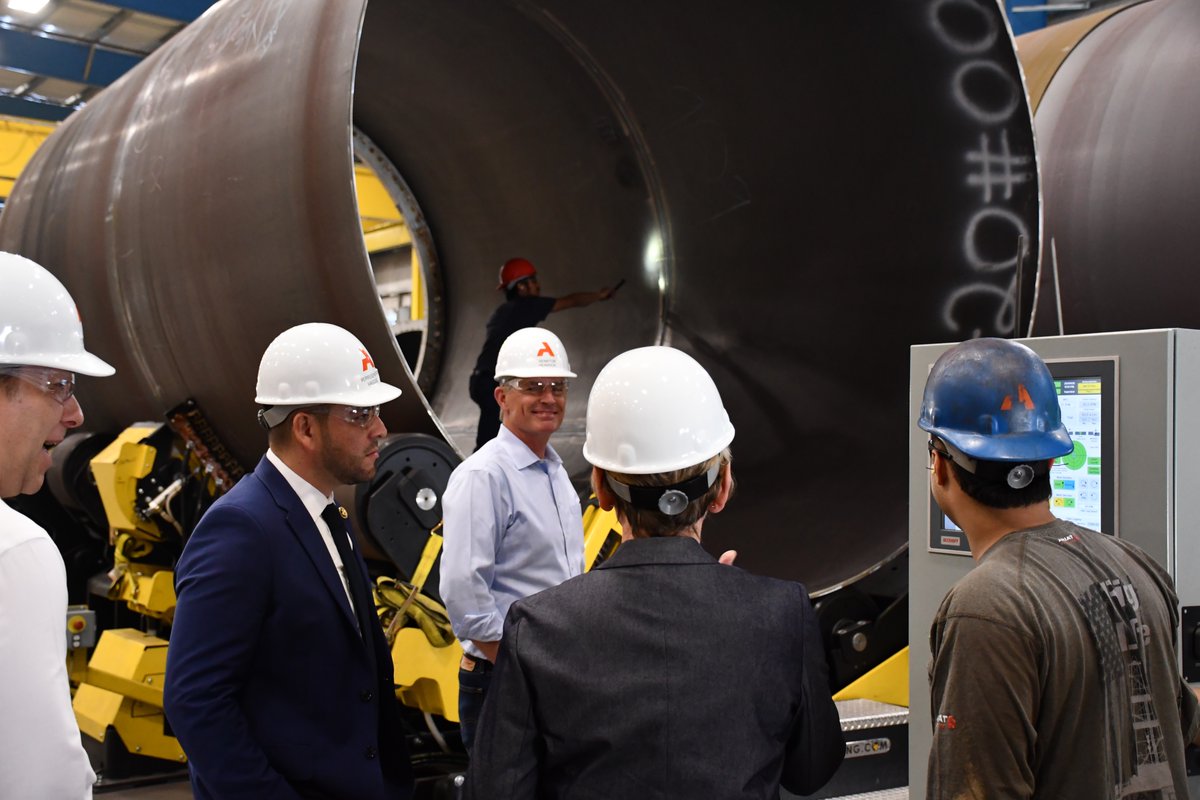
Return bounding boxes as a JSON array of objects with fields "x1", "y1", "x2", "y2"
[{"x1": 8, "y1": 0, "x2": 51, "y2": 13}]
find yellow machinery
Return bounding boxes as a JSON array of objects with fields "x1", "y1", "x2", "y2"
[
  {"x1": 70, "y1": 409, "x2": 625, "y2": 770},
  {"x1": 70, "y1": 402, "x2": 240, "y2": 770},
  {"x1": 372, "y1": 497, "x2": 623, "y2": 724}
]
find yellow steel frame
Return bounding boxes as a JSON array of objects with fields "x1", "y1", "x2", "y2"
[{"x1": 73, "y1": 629, "x2": 185, "y2": 763}]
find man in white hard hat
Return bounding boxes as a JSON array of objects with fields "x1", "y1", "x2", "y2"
[
  {"x1": 441, "y1": 326, "x2": 585, "y2": 751},
  {"x1": 465, "y1": 346, "x2": 844, "y2": 799},
  {"x1": 468, "y1": 257, "x2": 618, "y2": 450},
  {"x1": 0, "y1": 252, "x2": 113, "y2": 799},
  {"x1": 164, "y1": 323, "x2": 414, "y2": 800}
]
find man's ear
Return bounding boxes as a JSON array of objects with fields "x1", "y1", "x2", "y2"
[
  {"x1": 931, "y1": 450, "x2": 953, "y2": 488},
  {"x1": 291, "y1": 410, "x2": 320, "y2": 452},
  {"x1": 592, "y1": 466, "x2": 615, "y2": 511},
  {"x1": 709, "y1": 464, "x2": 733, "y2": 514}
]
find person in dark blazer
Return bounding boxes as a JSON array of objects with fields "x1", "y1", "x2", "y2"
[
  {"x1": 164, "y1": 323, "x2": 414, "y2": 800},
  {"x1": 466, "y1": 346, "x2": 844, "y2": 800}
]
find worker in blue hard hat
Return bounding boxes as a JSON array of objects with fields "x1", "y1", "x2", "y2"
[{"x1": 920, "y1": 337, "x2": 1200, "y2": 800}]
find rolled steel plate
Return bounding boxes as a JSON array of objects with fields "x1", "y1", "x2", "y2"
[
  {"x1": 1026, "y1": 0, "x2": 1200, "y2": 336},
  {"x1": 0, "y1": 0, "x2": 1039, "y2": 594},
  {"x1": 1014, "y1": 2, "x2": 1133, "y2": 113}
]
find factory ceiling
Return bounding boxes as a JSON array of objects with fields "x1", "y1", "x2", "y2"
[
  {"x1": 0, "y1": 0, "x2": 216, "y2": 122},
  {"x1": 0, "y1": 0, "x2": 409, "y2": 247}
]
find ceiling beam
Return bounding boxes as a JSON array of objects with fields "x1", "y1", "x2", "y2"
[
  {"x1": 0, "y1": 26, "x2": 140, "y2": 86},
  {"x1": 96, "y1": 0, "x2": 217, "y2": 24},
  {"x1": 0, "y1": 95, "x2": 71, "y2": 122}
]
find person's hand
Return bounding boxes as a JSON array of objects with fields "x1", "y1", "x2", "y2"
[
  {"x1": 719, "y1": 550, "x2": 737, "y2": 566},
  {"x1": 473, "y1": 640, "x2": 501, "y2": 663}
]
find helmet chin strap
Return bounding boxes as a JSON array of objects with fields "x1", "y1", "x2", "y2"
[
  {"x1": 939, "y1": 438, "x2": 1048, "y2": 490},
  {"x1": 606, "y1": 465, "x2": 720, "y2": 516},
  {"x1": 258, "y1": 405, "x2": 301, "y2": 429}
]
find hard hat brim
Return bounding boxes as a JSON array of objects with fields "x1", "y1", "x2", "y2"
[
  {"x1": 583, "y1": 423, "x2": 735, "y2": 474},
  {"x1": 1, "y1": 350, "x2": 116, "y2": 377},
  {"x1": 254, "y1": 380, "x2": 402, "y2": 407},
  {"x1": 495, "y1": 367, "x2": 577, "y2": 380},
  {"x1": 921, "y1": 422, "x2": 1075, "y2": 462}
]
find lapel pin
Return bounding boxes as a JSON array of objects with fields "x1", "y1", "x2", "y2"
[{"x1": 338, "y1": 506, "x2": 348, "y2": 519}]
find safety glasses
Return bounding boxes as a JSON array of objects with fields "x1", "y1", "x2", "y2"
[
  {"x1": 305, "y1": 404, "x2": 382, "y2": 429},
  {"x1": 0, "y1": 366, "x2": 76, "y2": 404},
  {"x1": 505, "y1": 378, "x2": 569, "y2": 396}
]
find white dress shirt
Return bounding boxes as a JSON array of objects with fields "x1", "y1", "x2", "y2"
[
  {"x1": 265, "y1": 449, "x2": 356, "y2": 611},
  {"x1": 0, "y1": 500, "x2": 96, "y2": 799}
]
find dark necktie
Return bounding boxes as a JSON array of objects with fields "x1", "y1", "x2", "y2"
[{"x1": 321, "y1": 503, "x2": 378, "y2": 661}]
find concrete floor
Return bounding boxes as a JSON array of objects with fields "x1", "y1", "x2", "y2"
[{"x1": 97, "y1": 778, "x2": 192, "y2": 798}]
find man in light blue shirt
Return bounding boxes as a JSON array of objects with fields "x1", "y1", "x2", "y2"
[{"x1": 440, "y1": 327, "x2": 585, "y2": 750}]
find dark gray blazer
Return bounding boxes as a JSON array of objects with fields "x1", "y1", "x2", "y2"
[{"x1": 467, "y1": 536, "x2": 844, "y2": 799}]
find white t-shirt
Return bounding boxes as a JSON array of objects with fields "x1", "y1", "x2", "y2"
[{"x1": 0, "y1": 500, "x2": 96, "y2": 799}]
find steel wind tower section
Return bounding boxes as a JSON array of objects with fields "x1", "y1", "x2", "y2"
[{"x1": 0, "y1": 0, "x2": 1038, "y2": 599}]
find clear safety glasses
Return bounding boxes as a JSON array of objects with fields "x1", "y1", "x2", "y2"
[
  {"x1": 505, "y1": 378, "x2": 569, "y2": 397},
  {"x1": 0, "y1": 366, "x2": 76, "y2": 404},
  {"x1": 306, "y1": 404, "x2": 382, "y2": 429}
]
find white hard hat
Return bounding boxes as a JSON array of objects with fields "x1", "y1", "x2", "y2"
[
  {"x1": 583, "y1": 346, "x2": 734, "y2": 474},
  {"x1": 494, "y1": 326, "x2": 577, "y2": 380},
  {"x1": 255, "y1": 323, "x2": 401, "y2": 425},
  {"x1": 0, "y1": 252, "x2": 114, "y2": 376}
]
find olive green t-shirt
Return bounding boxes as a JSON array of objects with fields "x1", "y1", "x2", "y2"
[{"x1": 927, "y1": 519, "x2": 1199, "y2": 799}]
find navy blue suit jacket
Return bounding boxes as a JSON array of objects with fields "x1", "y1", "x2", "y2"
[{"x1": 164, "y1": 457, "x2": 413, "y2": 800}]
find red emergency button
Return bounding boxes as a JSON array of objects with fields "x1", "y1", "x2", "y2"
[{"x1": 67, "y1": 615, "x2": 87, "y2": 633}]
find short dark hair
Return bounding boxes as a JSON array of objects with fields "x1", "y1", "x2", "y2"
[
  {"x1": 949, "y1": 459, "x2": 1052, "y2": 509},
  {"x1": 0, "y1": 373, "x2": 18, "y2": 399},
  {"x1": 602, "y1": 449, "x2": 732, "y2": 538}
]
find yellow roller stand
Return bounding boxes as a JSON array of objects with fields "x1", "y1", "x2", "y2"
[
  {"x1": 386, "y1": 499, "x2": 623, "y2": 723},
  {"x1": 582, "y1": 500, "x2": 622, "y2": 569},
  {"x1": 73, "y1": 629, "x2": 185, "y2": 763},
  {"x1": 833, "y1": 646, "x2": 909, "y2": 708},
  {"x1": 392, "y1": 629, "x2": 462, "y2": 722}
]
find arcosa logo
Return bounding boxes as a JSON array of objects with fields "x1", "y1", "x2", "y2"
[{"x1": 935, "y1": 713, "x2": 957, "y2": 730}]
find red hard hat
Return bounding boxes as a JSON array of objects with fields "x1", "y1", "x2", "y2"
[{"x1": 497, "y1": 257, "x2": 537, "y2": 290}]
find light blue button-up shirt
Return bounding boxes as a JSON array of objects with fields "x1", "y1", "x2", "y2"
[{"x1": 440, "y1": 425, "x2": 585, "y2": 659}]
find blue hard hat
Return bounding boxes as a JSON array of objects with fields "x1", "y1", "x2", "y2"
[{"x1": 918, "y1": 338, "x2": 1074, "y2": 463}]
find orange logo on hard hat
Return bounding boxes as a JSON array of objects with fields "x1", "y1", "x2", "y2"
[
  {"x1": 537, "y1": 342, "x2": 556, "y2": 358},
  {"x1": 1000, "y1": 384, "x2": 1034, "y2": 411},
  {"x1": 360, "y1": 348, "x2": 375, "y2": 372}
]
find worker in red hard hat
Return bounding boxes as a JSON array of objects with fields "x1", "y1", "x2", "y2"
[{"x1": 469, "y1": 257, "x2": 619, "y2": 450}]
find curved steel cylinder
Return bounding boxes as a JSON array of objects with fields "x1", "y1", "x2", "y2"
[
  {"x1": 1020, "y1": 0, "x2": 1200, "y2": 335},
  {"x1": 0, "y1": 0, "x2": 1039, "y2": 594}
]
